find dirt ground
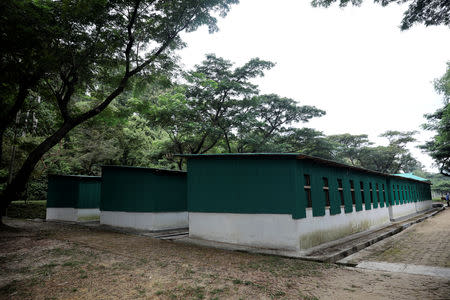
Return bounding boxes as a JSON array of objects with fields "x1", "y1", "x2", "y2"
[{"x1": 1, "y1": 219, "x2": 449, "y2": 300}]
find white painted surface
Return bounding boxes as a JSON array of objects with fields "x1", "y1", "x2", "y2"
[
  {"x1": 189, "y1": 204, "x2": 391, "y2": 251},
  {"x1": 189, "y1": 212, "x2": 299, "y2": 250},
  {"x1": 46, "y1": 207, "x2": 77, "y2": 222},
  {"x1": 46, "y1": 208, "x2": 99, "y2": 221},
  {"x1": 77, "y1": 208, "x2": 100, "y2": 219},
  {"x1": 390, "y1": 200, "x2": 432, "y2": 219},
  {"x1": 100, "y1": 211, "x2": 188, "y2": 231},
  {"x1": 297, "y1": 205, "x2": 390, "y2": 249}
]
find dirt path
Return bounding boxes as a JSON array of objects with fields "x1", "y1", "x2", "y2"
[
  {"x1": 342, "y1": 208, "x2": 450, "y2": 268},
  {"x1": 1, "y1": 218, "x2": 449, "y2": 299}
]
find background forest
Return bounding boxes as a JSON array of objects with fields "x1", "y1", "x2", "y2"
[
  {"x1": 0, "y1": 0, "x2": 448, "y2": 205},
  {"x1": 1, "y1": 54, "x2": 448, "y2": 201}
]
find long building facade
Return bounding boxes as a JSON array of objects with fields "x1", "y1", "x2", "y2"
[{"x1": 183, "y1": 153, "x2": 432, "y2": 251}]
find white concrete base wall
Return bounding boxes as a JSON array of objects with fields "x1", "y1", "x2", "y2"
[
  {"x1": 100, "y1": 211, "x2": 188, "y2": 231},
  {"x1": 297, "y1": 205, "x2": 390, "y2": 249},
  {"x1": 189, "y1": 212, "x2": 299, "y2": 250},
  {"x1": 415, "y1": 200, "x2": 432, "y2": 212},
  {"x1": 46, "y1": 208, "x2": 100, "y2": 222},
  {"x1": 391, "y1": 200, "x2": 433, "y2": 219},
  {"x1": 189, "y1": 204, "x2": 391, "y2": 251}
]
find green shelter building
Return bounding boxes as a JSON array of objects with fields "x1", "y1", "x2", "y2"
[
  {"x1": 100, "y1": 165, "x2": 187, "y2": 231},
  {"x1": 183, "y1": 153, "x2": 432, "y2": 251},
  {"x1": 46, "y1": 174, "x2": 101, "y2": 222}
]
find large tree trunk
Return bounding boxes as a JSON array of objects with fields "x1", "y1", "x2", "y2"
[{"x1": 0, "y1": 122, "x2": 75, "y2": 224}]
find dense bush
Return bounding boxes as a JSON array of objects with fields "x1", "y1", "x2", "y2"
[{"x1": 5, "y1": 201, "x2": 46, "y2": 219}]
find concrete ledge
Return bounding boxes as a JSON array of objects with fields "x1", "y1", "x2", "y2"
[
  {"x1": 178, "y1": 207, "x2": 444, "y2": 263},
  {"x1": 356, "y1": 261, "x2": 450, "y2": 279},
  {"x1": 100, "y1": 211, "x2": 188, "y2": 231}
]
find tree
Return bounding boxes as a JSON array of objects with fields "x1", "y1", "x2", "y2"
[
  {"x1": 277, "y1": 128, "x2": 336, "y2": 159},
  {"x1": 0, "y1": 0, "x2": 238, "y2": 221},
  {"x1": 311, "y1": 0, "x2": 450, "y2": 30},
  {"x1": 146, "y1": 55, "x2": 275, "y2": 168},
  {"x1": 421, "y1": 62, "x2": 450, "y2": 176},
  {"x1": 146, "y1": 55, "x2": 325, "y2": 167},
  {"x1": 327, "y1": 134, "x2": 372, "y2": 166},
  {"x1": 357, "y1": 131, "x2": 421, "y2": 173},
  {"x1": 232, "y1": 95, "x2": 326, "y2": 153}
]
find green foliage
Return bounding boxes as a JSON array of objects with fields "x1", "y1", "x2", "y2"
[
  {"x1": 421, "y1": 62, "x2": 450, "y2": 177},
  {"x1": 5, "y1": 201, "x2": 46, "y2": 219},
  {"x1": 145, "y1": 54, "x2": 325, "y2": 168},
  {"x1": 311, "y1": 0, "x2": 450, "y2": 30},
  {"x1": 414, "y1": 169, "x2": 450, "y2": 195},
  {"x1": 319, "y1": 131, "x2": 421, "y2": 173},
  {"x1": 1, "y1": 0, "x2": 240, "y2": 206}
]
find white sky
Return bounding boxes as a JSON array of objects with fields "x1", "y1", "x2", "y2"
[{"x1": 177, "y1": 0, "x2": 450, "y2": 172}]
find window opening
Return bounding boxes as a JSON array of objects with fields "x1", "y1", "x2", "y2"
[
  {"x1": 304, "y1": 175, "x2": 312, "y2": 208},
  {"x1": 337, "y1": 179, "x2": 344, "y2": 206},
  {"x1": 323, "y1": 177, "x2": 330, "y2": 207}
]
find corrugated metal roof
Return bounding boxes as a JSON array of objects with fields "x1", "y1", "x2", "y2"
[
  {"x1": 392, "y1": 173, "x2": 430, "y2": 183},
  {"x1": 177, "y1": 153, "x2": 430, "y2": 184}
]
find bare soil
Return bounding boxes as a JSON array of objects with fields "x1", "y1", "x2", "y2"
[{"x1": 1, "y1": 219, "x2": 449, "y2": 300}]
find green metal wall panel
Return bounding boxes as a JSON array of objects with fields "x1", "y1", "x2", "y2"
[
  {"x1": 187, "y1": 158, "x2": 296, "y2": 215},
  {"x1": 77, "y1": 180, "x2": 101, "y2": 208},
  {"x1": 101, "y1": 166, "x2": 187, "y2": 212},
  {"x1": 343, "y1": 176, "x2": 353, "y2": 214},
  {"x1": 47, "y1": 175, "x2": 101, "y2": 208},
  {"x1": 185, "y1": 154, "x2": 431, "y2": 220},
  {"x1": 293, "y1": 164, "x2": 306, "y2": 219}
]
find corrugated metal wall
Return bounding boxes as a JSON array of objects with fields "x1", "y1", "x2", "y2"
[
  {"x1": 187, "y1": 157, "x2": 296, "y2": 214},
  {"x1": 47, "y1": 175, "x2": 101, "y2": 208},
  {"x1": 100, "y1": 166, "x2": 187, "y2": 212},
  {"x1": 187, "y1": 157, "x2": 431, "y2": 219}
]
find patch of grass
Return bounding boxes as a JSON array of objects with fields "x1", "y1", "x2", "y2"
[
  {"x1": 37, "y1": 263, "x2": 58, "y2": 276},
  {"x1": 79, "y1": 269, "x2": 88, "y2": 279},
  {"x1": 47, "y1": 247, "x2": 79, "y2": 257},
  {"x1": 156, "y1": 261, "x2": 168, "y2": 268},
  {"x1": 77, "y1": 215, "x2": 100, "y2": 221},
  {"x1": 273, "y1": 290, "x2": 286, "y2": 298},
  {"x1": 62, "y1": 260, "x2": 83, "y2": 267},
  {"x1": 6, "y1": 201, "x2": 46, "y2": 219},
  {"x1": 210, "y1": 287, "x2": 227, "y2": 295},
  {"x1": 135, "y1": 286, "x2": 146, "y2": 296},
  {"x1": 244, "y1": 255, "x2": 332, "y2": 278},
  {"x1": 343, "y1": 287, "x2": 356, "y2": 292}
]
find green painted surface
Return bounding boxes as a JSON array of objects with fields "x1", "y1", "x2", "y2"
[
  {"x1": 47, "y1": 175, "x2": 101, "y2": 208},
  {"x1": 187, "y1": 158, "x2": 296, "y2": 215},
  {"x1": 185, "y1": 155, "x2": 427, "y2": 219},
  {"x1": 100, "y1": 166, "x2": 187, "y2": 212}
]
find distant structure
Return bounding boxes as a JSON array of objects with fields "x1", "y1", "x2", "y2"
[
  {"x1": 182, "y1": 153, "x2": 432, "y2": 251},
  {"x1": 46, "y1": 174, "x2": 101, "y2": 222},
  {"x1": 46, "y1": 153, "x2": 433, "y2": 251},
  {"x1": 99, "y1": 166, "x2": 187, "y2": 231}
]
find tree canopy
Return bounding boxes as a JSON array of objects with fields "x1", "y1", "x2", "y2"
[
  {"x1": 311, "y1": 0, "x2": 450, "y2": 30},
  {"x1": 421, "y1": 62, "x2": 450, "y2": 176},
  {"x1": 0, "y1": 0, "x2": 239, "y2": 217}
]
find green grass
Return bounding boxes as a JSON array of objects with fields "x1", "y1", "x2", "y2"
[
  {"x1": 432, "y1": 197, "x2": 446, "y2": 202},
  {"x1": 6, "y1": 201, "x2": 46, "y2": 219},
  {"x1": 77, "y1": 215, "x2": 100, "y2": 221}
]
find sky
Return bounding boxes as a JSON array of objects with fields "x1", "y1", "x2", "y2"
[{"x1": 177, "y1": 0, "x2": 450, "y2": 172}]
